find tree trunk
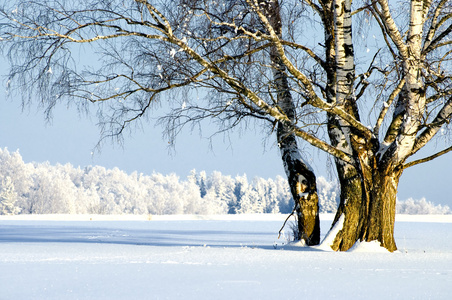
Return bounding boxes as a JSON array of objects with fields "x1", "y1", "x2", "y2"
[
  {"x1": 329, "y1": 156, "x2": 401, "y2": 252},
  {"x1": 363, "y1": 168, "x2": 401, "y2": 252},
  {"x1": 321, "y1": 0, "x2": 368, "y2": 250},
  {"x1": 324, "y1": 0, "x2": 419, "y2": 251},
  {"x1": 328, "y1": 162, "x2": 367, "y2": 251},
  {"x1": 277, "y1": 124, "x2": 320, "y2": 245},
  {"x1": 262, "y1": 0, "x2": 320, "y2": 245}
]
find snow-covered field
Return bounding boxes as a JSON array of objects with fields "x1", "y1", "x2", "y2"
[{"x1": 1, "y1": 214, "x2": 451, "y2": 299}]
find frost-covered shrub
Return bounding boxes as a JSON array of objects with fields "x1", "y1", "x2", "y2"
[{"x1": 397, "y1": 198, "x2": 451, "y2": 215}]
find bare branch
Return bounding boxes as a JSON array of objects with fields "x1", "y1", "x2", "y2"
[
  {"x1": 374, "y1": 79, "x2": 405, "y2": 136},
  {"x1": 410, "y1": 97, "x2": 452, "y2": 156},
  {"x1": 423, "y1": 0, "x2": 449, "y2": 53},
  {"x1": 248, "y1": 0, "x2": 374, "y2": 141},
  {"x1": 404, "y1": 145, "x2": 452, "y2": 169},
  {"x1": 373, "y1": 0, "x2": 408, "y2": 59}
]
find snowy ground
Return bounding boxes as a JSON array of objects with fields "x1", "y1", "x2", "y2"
[{"x1": 1, "y1": 214, "x2": 451, "y2": 299}]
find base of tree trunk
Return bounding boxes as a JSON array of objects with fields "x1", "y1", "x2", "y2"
[
  {"x1": 328, "y1": 168, "x2": 401, "y2": 252},
  {"x1": 296, "y1": 193, "x2": 320, "y2": 245}
]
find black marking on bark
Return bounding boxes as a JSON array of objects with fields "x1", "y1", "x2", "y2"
[{"x1": 343, "y1": 43, "x2": 354, "y2": 57}]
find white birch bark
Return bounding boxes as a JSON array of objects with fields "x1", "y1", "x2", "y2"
[
  {"x1": 334, "y1": 0, "x2": 355, "y2": 108},
  {"x1": 260, "y1": 0, "x2": 320, "y2": 244},
  {"x1": 331, "y1": 0, "x2": 356, "y2": 173},
  {"x1": 393, "y1": 0, "x2": 427, "y2": 164}
]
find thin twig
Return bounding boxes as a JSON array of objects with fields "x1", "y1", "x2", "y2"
[{"x1": 278, "y1": 205, "x2": 297, "y2": 239}]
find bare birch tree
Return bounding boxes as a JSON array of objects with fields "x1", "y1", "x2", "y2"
[{"x1": 1, "y1": 0, "x2": 451, "y2": 251}]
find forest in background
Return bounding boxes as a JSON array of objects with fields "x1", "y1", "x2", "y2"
[{"x1": 0, "y1": 148, "x2": 450, "y2": 215}]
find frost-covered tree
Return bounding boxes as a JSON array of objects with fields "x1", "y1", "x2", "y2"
[
  {"x1": 275, "y1": 175, "x2": 294, "y2": 214},
  {"x1": 0, "y1": 148, "x2": 33, "y2": 210},
  {"x1": 200, "y1": 171, "x2": 233, "y2": 214},
  {"x1": 397, "y1": 198, "x2": 451, "y2": 215},
  {"x1": 27, "y1": 163, "x2": 78, "y2": 214},
  {"x1": 316, "y1": 177, "x2": 339, "y2": 213},
  {"x1": 0, "y1": 176, "x2": 21, "y2": 215},
  {"x1": 1, "y1": 0, "x2": 452, "y2": 250},
  {"x1": 262, "y1": 178, "x2": 280, "y2": 214},
  {"x1": 1, "y1": 147, "x2": 450, "y2": 216}
]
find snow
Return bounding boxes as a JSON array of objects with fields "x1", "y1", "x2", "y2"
[
  {"x1": 316, "y1": 213, "x2": 344, "y2": 251},
  {"x1": 348, "y1": 240, "x2": 390, "y2": 253},
  {"x1": 1, "y1": 214, "x2": 452, "y2": 299}
]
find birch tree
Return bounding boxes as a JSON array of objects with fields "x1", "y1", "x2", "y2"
[
  {"x1": 260, "y1": 0, "x2": 320, "y2": 244},
  {"x1": 1, "y1": 0, "x2": 451, "y2": 251}
]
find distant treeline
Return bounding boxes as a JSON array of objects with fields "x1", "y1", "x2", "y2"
[{"x1": 0, "y1": 148, "x2": 450, "y2": 215}]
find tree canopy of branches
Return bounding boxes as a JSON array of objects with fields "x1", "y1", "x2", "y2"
[{"x1": 1, "y1": 0, "x2": 451, "y2": 251}]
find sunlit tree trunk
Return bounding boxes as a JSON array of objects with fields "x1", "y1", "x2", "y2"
[
  {"x1": 263, "y1": 0, "x2": 320, "y2": 244},
  {"x1": 363, "y1": 167, "x2": 401, "y2": 251},
  {"x1": 327, "y1": 0, "x2": 430, "y2": 252},
  {"x1": 363, "y1": 0, "x2": 426, "y2": 251},
  {"x1": 319, "y1": 0, "x2": 369, "y2": 250}
]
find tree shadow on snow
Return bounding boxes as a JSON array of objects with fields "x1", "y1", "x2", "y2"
[
  {"x1": 0, "y1": 222, "x2": 329, "y2": 252},
  {"x1": 0, "y1": 224, "x2": 275, "y2": 250}
]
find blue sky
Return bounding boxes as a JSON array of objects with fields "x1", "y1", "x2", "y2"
[
  {"x1": 0, "y1": 90, "x2": 286, "y2": 178},
  {"x1": 1, "y1": 55, "x2": 451, "y2": 207}
]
